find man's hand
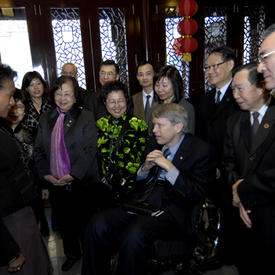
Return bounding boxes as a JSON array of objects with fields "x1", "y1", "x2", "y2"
[
  {"x1": 232, "y1": 179, "x2": 243, "y2": 207},
  {"x1": 239, "y1": 203, "x2": 252, "y2": 228},
  {"x1": 8, "y1": 253, "x2": 25, "y2": 273},
  {"x1": 143, "y1": 150, "x2": 174, "y2": 172}
]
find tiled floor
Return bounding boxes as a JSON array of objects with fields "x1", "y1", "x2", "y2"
[
  {"x1": 43, "y1": 207, "x2": 239, "y2": 275},
  {"x1": 43, "y1": 208, "x2": 82, "y2": 275}
]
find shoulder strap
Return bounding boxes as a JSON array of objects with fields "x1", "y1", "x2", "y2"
[{"x1": 111, "y1": 116, "x2": 129, "y2": 157}]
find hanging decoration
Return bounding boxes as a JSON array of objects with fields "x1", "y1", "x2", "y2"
[{"x1": 173, "y1": 0, "x2": 198, "y2": 61}]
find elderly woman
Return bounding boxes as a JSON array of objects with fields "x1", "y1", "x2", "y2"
[
  {"x1": 96, "y1": 81, "x2": 148, "y2": 206},
  {"x1": 21, "y1": 71, "x2": 52, "y2": 136},
  {"x1": 152, "y1": 65, "x2": 195, "y2": 134},
  {"x1": 34, "y1": 76, "x2": 98, "y2": 272},
  {"x1": 0, "y1": 64, "x2": 52, "y2": 274}
]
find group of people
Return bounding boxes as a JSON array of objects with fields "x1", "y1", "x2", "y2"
[{"x1": 1, "y1": 22, "x2": 275, "y2": 275}]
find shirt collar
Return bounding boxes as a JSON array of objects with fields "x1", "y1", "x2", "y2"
[
  {"x1": 162, "y1": 134, "x2": 185, "y2": 160},
  {"x1": 218, "y1": 79, "x2": 232, "y2": 100}
]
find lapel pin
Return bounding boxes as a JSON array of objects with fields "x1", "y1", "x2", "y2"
[
  {"x1": 180, "y1": 156, "x2": 183, "y2": 160},
  {"x1": 264, "y1": 123, "x2": 270, "y2": 129}
]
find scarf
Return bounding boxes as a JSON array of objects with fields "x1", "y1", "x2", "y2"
[{"x1": 50, "y1": 107, "x2": 71, "y2": 179}]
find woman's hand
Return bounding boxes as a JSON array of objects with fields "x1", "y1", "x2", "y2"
[
  {"x1": 44, "y1": 174, "x2": 59, "y2": 185},
  {"x1": 8, "y1": 253, "x2": 25, "y2": 273},
  {"x1": 58, "y1": 174, "x2": 74, "y2": 185},
  {"x1": 42, "y1": 189, "x2": 49, "y2": 200}
]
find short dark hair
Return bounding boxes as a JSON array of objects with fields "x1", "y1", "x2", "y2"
[
  {"x1": 0, "y1": 63, "x2": 17, "y2": 89},
  {"x1": 233, "y1": 62, "x2": 264, "y2": 88},
  {"x1": 21, "y1": 71, "x2": 48, "y2": 97},
  {"x1": 51, "y1": 76, "x2": 80, "y2": 106},
  {"x1": 153, "y1": 65, "x2": 183, "y2": 103},
  {"x1": 99, "y1": 60, "x2": 120, "y2": 75},
  {"x1": 136, "y1": 61, "x2": 155, "y2": 76},
  {"x1": 210, "y1": 46, "x2": 237, "y2": 69},
  {"x1": 100, "y1": 80, "x2": 133, "y2": 115},
  {"x1": 13, "y1": 89, "x2": 27, "y2": 105}
]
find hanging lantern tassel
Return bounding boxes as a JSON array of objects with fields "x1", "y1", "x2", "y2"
[{"x1": 182, "y1": 52, "x2": 192, "y2": 62}]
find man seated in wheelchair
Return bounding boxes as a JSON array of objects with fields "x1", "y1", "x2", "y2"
[{"x1": 82, "y1": 103, "x2": 216, "y2": 275}]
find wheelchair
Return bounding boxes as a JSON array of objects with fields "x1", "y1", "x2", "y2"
[
  {"x1": 110, "y1": 198, "x2": 223, "y2": 275},
  {"x1": 148, "y1": 198, "x2": 223, "y2": 275}
]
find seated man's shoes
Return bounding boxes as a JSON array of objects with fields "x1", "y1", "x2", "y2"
[{"x1": 61, "y1": 257, "x2": 80, "y2": 271}]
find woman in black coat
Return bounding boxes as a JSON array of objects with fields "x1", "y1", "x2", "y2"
[
  {"x1": 0, "y1": 64, "x2": 52, "y2": 274},
  {"x1": 34, "y1": 76, "x2": 98, "y2": 272}
]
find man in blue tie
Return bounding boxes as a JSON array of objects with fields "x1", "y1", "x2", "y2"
[{"x1": 82, "y1": 103, "x2": 216, "y2": 275}]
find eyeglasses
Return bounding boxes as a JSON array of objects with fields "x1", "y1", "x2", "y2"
[
  {"x1": 99, "y1": 71, "x2": 115, "y2": 77},
  {"x1": 257, "y1": 50, "x2": 275, "y2": 64},
  {"x1": 204, "y1": 61, "x2": 226, "y2": 72},
  {"x1": 107, "y1": 99, "x2": 126, "y2": 107}
]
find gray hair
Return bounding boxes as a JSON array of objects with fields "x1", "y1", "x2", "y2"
[
  {"x1": 262, "y1": 23, "x2": 275, "y2": 40},
  {"x1": 152, "y1": 103, "x2": 189, "y2": 134}
]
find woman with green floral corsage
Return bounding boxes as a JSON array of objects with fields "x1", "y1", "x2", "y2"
[{"x1": 97, "y1": 81, "x2": 148, "y2": 206}]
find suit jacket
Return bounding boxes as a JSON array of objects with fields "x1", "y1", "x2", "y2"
[
  {"x1": 34, "y1": 106, "x2": 98, "y2": 185},
  {"x1": 132, "y1": 91, "x2": 157, "y2": 121},
  {"x1": 223, "y1": 97, "x2": 275, "y2": 210},
  {"x1": 139, "y1": 134, "x2": 216, "y2": 233},
  {"x1": 83, "y1": 91, "x2": 107, "y2": 121},
  {"x1": 196, "y1": 86, "x2": 239, "y2": 166}
]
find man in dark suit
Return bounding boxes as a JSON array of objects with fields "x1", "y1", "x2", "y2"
[
  {"x1": 84, "y1": 60, "x2": 120, "y2": 120},
  {"x1": 82, "y1": 103, "x2": 216, "y2": 275},
  {"x1": 196, "y1": 46, "x2": 240, "y2": 264},
  {"x1": 223, "y1": 62, "x2": 275, "y2": 275},
  {"x1": 132, "y1": 61, "x2": 156, "y2": 123}
]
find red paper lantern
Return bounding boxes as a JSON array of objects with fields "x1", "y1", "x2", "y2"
[
  {"x1": 178, "y1": 18, "x2": 198, "y2": 36},
  {"x1": 178, "y1": 0, "x2": 198, "y2": 17},
  {"x1": 173, "y1": 37, "x2": 198, "y2": 61}
]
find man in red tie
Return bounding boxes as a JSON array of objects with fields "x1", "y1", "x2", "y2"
[{"x1": 223, "y1": 62, "x2": 275, "y2": 275}]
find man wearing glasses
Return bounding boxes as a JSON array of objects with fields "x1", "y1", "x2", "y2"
[
  {"x1": 258, "y1": 23, "x2": 275, "y2": 96},
  {"x1": 196, "y1": 46, "x2": 240, "y2": 266},
  {"x1": 84, "y1": 60, "x2": 120, "y2": 120}
]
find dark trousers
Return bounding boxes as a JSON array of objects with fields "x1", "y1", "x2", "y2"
[
  {"x1": 82, "y1": 206, "x2": 183, "y2": 275},
  {"x1": 51, "y1": 185, "x2": 95, "y2": 259},
  {"x1": 237, "y1": 205, "x2": 275, "y2": 275}
]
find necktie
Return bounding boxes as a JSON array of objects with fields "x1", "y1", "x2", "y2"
[
  {"x1": 216, "y1": 89, "x2": 221, "y2": 104},
  {"x1": 144, "y1": 95, "x2": 151, "y2": 124},
  {"x1": 157, "y1": 148, "x2": 171, "y2": 180},
  {"x1": 252, "y1": 112, "x2": 260, "y2": 134}
]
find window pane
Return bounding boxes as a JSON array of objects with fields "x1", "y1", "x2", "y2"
[
  {"x1": 0, "y1": 7, "x2": 33, "y2": 88},
  {"x1": 204, "y1": 8, "x2": 227, "y2": 91},
  {"x1": 51, "y1": 8, "x2": 86, "y2": 88},
  {"x1": 98, "y1": 7, "x2": 129, "y2": 87},
  {"x1": 243, "y1": 6, "x2": 265, "y2": 64},
  {"x1": 165, "y1": 7, "x2": 190, "y2": 98}
]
